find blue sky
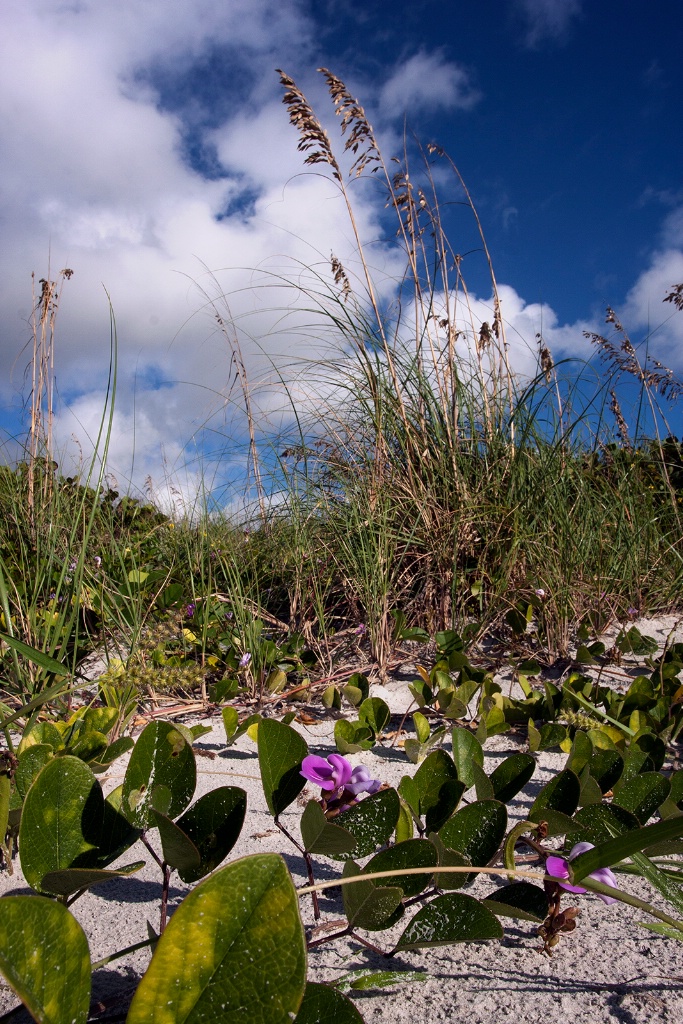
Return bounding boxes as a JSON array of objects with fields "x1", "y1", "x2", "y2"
[{"x1": 1, "y1": 0, "x2": 681, "y2": 509}]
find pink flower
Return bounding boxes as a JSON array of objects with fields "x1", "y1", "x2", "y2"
[{"x1": 545, "y1": 842, "x2": 619, "y2": 904}]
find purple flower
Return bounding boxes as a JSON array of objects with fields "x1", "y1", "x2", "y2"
[
  {"x1": 185, "y1": 603, "x2": 196, "y2": 618},
  {"x1": 346, "y1": 764, "x2": 382, "y2": 797},
  {"x1": 238, "y1": 652, "x2": 252, "y2": 669},
  {"x1": 300, "y1": 754, "x2": 381, "y2": 811},
  {"x1": 545, "y1": 842, "x2": 619, "y2": 904},
  {"x1": 93, "y1": 556, "x2": 102, "y2": 569},
  {"x1": 354, "y1": 623, "x2": 367, "y2": 635},
  {"x1": 301, "y1": 753, "x2": 353, "y2": 794}
]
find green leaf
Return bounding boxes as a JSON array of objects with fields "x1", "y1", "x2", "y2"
[
  {"x1": 152, "y1": 808, "x2": 202, "y2": 872},
  {"x1": 413, "y1": 749, "x2": 464, "y2": 832},
  {"x1": 334, "y1": 719, "x2": 374, "y2": 754},
  {"x1": 19, "y1": 756, "x2": 138, "y2": 893},
  {"x1": 489, "y1": 753, "x2": 535, "y2": 803},
  {"x1": 630, "y1": 851, "x2": 683, "y2": 916},
  {"x1": 0, "y1": 632, "x2": 69, "y2": 675},
  {"x1": 358, "y1": 697, "x2": 390, "y2": 737},
  {"x1": 329, "y1": 789, "x2": 400, "y2": 860},
  {"x1": 572, "y1": 816, "x2": 683, "y2": 883},
  {"x1": 573, "y1": 803, "x2": 640, "y2": 845},
  {"x1": 484, "y1": 882, "x2": 548, "y2": 922},
  {"x1": 589, "y1": 748, "x2": 624, "y2": 793},
  {"x1": 394, "y1": 892, "x2": 503, "y2": 950},
  {"x1": 438, "y1": 800, "x2": 507, "y2": 881},
  {"x1": 89, "y1": 736, "x2": 135, "y2": 772},
  {"x1": 222, "y1": 709, "x2": 261, "y2": 747},
  {"x1": 175, "y1": 786, "x2": 247, "y2": 883},
  {"x1": 612, "y1": 773, "x2": 671, "y2": 825},
  {"x1": 334, "y1": 970, "x2": 427, "y2": 993},
  {"x1": 342, "y1": 861, "x2": 403, "y2": 931},
  {"x1": 638, "y1": 921, "x2": 683, "y2": 941},
  {"x1": 429, "y1": 831, "x2": 471, "y2": 890},
  {"x1": 294, "y1": 982, "x2": 364, "y2": 1023},
  {"x1": 364, "y1": 839, "x2": 438, "y2": 898},
  {"x1": 395, "y1": 800, "x2": 414, "y2": 843},
  {"x1": 39, "y1": 861, "x2": 145, "y2": 898},
  {"x1": 471, "y1": 761, "x2": 494, "y2": 801},
  {"x1": 0, "y1": 896, "x2": 91, "y2": 1024},
  {"x1": 413, "y1": 712, "x2": 430, "y2": 744},
  {"x1": 122, "y1": 721, "x2": 196, "y2": 828},
  {"x1": 127, "y1": 854, "x2": 306, "y2": 1024},
  {"x1": 300, "y1": 800, "x2": 356, "y2": 857},
  {"x1": 565, "y1": 731, "x2": 593, "y2": 775},
  {"x1": 529, "y1": 768, "x2": 581, "y2": 822},
  {"x1": 258, "y1": 718, "x2": 308, "y2": 817},
  {"x1": 450, "y1": 727, "x2": 483, "y2": 788},
  {"x1": 15, "y1": 744, "x2": 54, "y2": 799}
]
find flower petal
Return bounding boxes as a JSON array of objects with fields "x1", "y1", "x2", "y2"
[
  {"x1": 327, "y1": 754, "x2": 353, "y2": 788},
  {"x1": 300, "y1": 754, "x2": 336, "y2": 788}
]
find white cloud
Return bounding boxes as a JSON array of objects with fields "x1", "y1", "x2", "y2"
[
  {"x1": 379, "y1": 50, "x2": 481, "y2": 118},
  {"x1": 514, "y1": 0, "x2": 582, "y2": 48}
]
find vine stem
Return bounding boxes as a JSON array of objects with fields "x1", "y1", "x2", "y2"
[{"x1": 275, "y1": 817, "x2": 321, "y2": 920}]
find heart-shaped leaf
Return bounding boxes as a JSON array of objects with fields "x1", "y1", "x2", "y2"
[
  {"x1": 0, "y1": 896, "x2": 91, "y2": 1024},
  {"x1": 328, "y1": 789, "x2": 400, "y2": 860},
  {"x1": 122, "y1": 721, "x2": 196, "y2": 828},
  {"x1": 127, "y1": 854, "x2": 307, "y2": 1024},
  {"x1": 394, "y1": 892, "x2": 502, "y2": 950},
  {"x1": 258, "y1": 718, "x2": 308, "y2": 817},
  {"x1": 175, "y1": 786, "x2": 247, "y2": 883},
  {"x1": 300, "y1": 800, "x2": 356, "y2": 857},
  {"x1": 294, "y1": 982, "x2": 364, "y2": 1023}
]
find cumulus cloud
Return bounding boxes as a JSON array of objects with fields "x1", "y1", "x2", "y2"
[
  {"x1": 513, "y1": 0, "x2": 583, "y2": 48},
  {"x1": 378, "y1": 50, "x2": 481, "y2": 118}
]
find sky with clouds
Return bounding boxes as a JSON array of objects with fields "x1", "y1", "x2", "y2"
[{"x1": 1, "y1": 0, "x2": 681, "y2": 509}]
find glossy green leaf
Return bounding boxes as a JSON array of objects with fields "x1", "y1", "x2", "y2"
[
  {"x1": 398, "y1": 775, "x2": 420, "y2": 817},
  {"x1": 572, "y1": 816, "x2": 683, "y2": 883},
  {"x1": 529, "y1": 768, "x2": 580, "y2": 822},
  {"x1": 394, "y1": 892, "x2": 502, "y2": 950},
  {"x1": 484, "y1": 882, "x2": 548, "y2": 922},
  {"x1": 577, "y1": 765, "x2": 604, "y2": 807},
  {"x1": 329, "y1": 789, "x2": 400, "y2": 860},
  {"x1": 429, "y1": 831, "x2": 471, "y2": 890},
  {"x1": 565, "y1": 731, "x2": 593, "y2": 775},
  {"x1": 413, "y1": 712, "x2": 430, "y2": 744},
  {"x1": 364, "y1": 839, "x2": 438, "y2": 897},
  {"x1": 438, "y1": 800, "x2": 507, "y2": 880},
  {"x1": 489, "y1": 753, "x2": 535, "y2": 803},
  {"x1": 122, "y1": 721, "x2": 196, "y2": 828},
  {"x1": 471, "y1": 761, "x2": 495, "y2": 801},
  {"x1": 300, "y1": 800, "x2": 356, "y2": 857},
  {"x1": 450, "y1": 728, "x2": 483, "y2": 789},
  {"x1": 588, "y1": 748, "x2": 624, "y2": 794},
  {"x1": 15, "y1": 744, "x2": 54, "y2": 799},
  {"x1": 669, "y1": 768, "x2": 683, "y2": 808},
  {"x1": 258, "y1": 718, "x2": 308, "y2": 817},
  {"x1": 413, "y1": 749, "x2": 464, "y2": 832},
  {"x1": 294, "y1": 983, "x2": 364, "y2": 1023},
  {"x1": 39, "y1": 861, "x2": 145, "y2": 898},
  {"x1": 395, "y1": 800, "x2": 414, "y2": 843},
  {"x1": 0, "y1": 896, "x2": 91, "y2": 1024},
  {"x1": 573, "y1": 803, "x2": 640, "y2": 844},
  {"x1": 20, "y1": 756, "x2": 138, "y2": 893},
  {"x1": 175, "y1": 786, "x2": 247, "y2": 883},
  {"x1": 222, "y1": 707, "x2": 261, "y2": 746},
  {"x1": 152, "y1": 809, "x2": 201, "y2": 872},
  {"x1": 612, "y1": 772, "x2": 671, "y2": 825},
  {"x1": 358, "y1": 697, "x2": 390, "y2": 736},
  {"x1": 89, "y1": 736, "x2": 135, "y2": 772},
  {"x1": 127, "y1": 854, "x2": 306, "y2": 1024},
  {"x1": 342, "y1": 861, "x2": 403, "y2": 931},
  {"x1": 536, "y1": 723, "x2": 568, "y2": 751}
]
